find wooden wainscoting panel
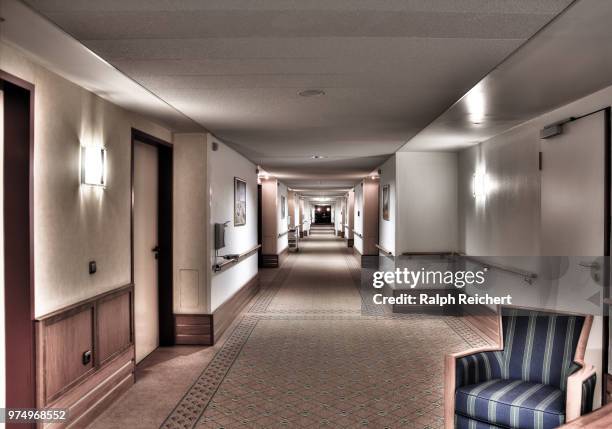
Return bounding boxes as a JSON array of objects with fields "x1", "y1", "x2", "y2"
[
  {"x1": 36, "y1": 285, "x2": 135, "y2": 427},
  {"x1": 213, "y1": 274, "x2": 259, "y2": 342},
  {"x1": 174, "y1": 314, "x2": 213, "y2": 345},
  {"x1": 44, "y1": 306, "x2": 95, "y2": 403},
  {"x1": 45, "y1": 347, "x2": 134, "y2": 429},
  {"x1": 98, "y1": 291, "x2": 132, "y2": 365}
]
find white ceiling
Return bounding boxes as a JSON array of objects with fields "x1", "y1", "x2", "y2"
[
  {"x1": 21, "y1": 0, "x2": 574, "y2": 190},
  {"x1": 399, "y1": 0, "x2": 612, "y2": 152}
]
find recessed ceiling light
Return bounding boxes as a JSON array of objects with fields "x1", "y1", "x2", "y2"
[
  {"x1": 299, "y1": 89, "x2": 326, "y2": 97},
  {"x1": 311, "y1": 155, "x2": 327, "y2": 159}
]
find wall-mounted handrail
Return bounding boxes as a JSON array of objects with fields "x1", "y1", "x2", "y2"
[
  {"x1": 278, "y1": 230, "x2": 288, "y2": 238},
  {"x1": 402, "y1": 251, "x2": 454, "y2": 257},
  {"x1": 352, "y1": 229, "x2": 363, "y2": 238},
  {"x1": 398, "y1": 252, "x2": 538, "y2": 285},
  {"x1": 375, "y1": 244, "x2": 393, "y2": 257},
  {"x1": 213, "y1": 244, "x2": 261, "y2": 273},
  {"x1": 459, "y1": 254, "x2": 537, "y2": 285}
]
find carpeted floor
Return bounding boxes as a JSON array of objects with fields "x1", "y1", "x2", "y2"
[{"x1": 156, "y1": 233, "x2": 489, "y2": 429}]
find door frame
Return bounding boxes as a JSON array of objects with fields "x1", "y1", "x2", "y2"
[
  {"x1": 130, "y1": 129, "x2": 174, "y2": 350},
  {"x1": 1, "y1": 70, "x2": 36, "y2": 418},
  {"x1": 604, "y1": 107, "x2": 611, "y2": 404}
]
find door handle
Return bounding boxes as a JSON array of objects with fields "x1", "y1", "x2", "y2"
[{"x1": 152, "y1": 246, "x2": 160, "y2": 259}]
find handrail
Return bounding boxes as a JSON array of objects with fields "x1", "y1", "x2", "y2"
[
  {"x1": 278, "y1": 230, "x2": 288, "y2": 238},
  {"x1": 459, "y1": 254, "x2": 537, "y2": 285},
  {"x1": 402, "y1": 251, "x2": 454, "y2": 257},
  {"x1": 397, "y1": 252, "x2": 538, "y2": 285},
  {"x1": 214, "y1": 244, "x2": 261, "y2": 273},
  {"x1": 352, "y1": 229, "x2": 363, "y2": 238},
  {"x1": 375, "y1": 244, "x2": 393, "y2": 257}
]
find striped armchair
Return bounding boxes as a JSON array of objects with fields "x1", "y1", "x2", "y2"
[{"x1": 445, "y1": 307, "x2": 596, "y2": 429}]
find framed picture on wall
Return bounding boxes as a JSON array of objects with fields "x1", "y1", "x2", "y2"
[
  {"x1": 382, "y1": 184, "x2": 390, "y2": 221},
  {"x1": 234, "y1": 177, "x2": 247, "y2": 226},
  {"x1": 281, "y1": 195, "x2": 286, "y2": 219}
]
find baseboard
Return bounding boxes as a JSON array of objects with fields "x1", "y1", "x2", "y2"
[
  {"x1": 347, "y1": 238, "x2": 354, "y2": 247},
  {"x1": 174, "y1": 314, "x2": 213, "y2": 345},
  {"x1": 40, "y1": 347, "x2": 134, "y2": 428},
  {"x1": 261, "y1": 247, "x2": 289, "y2": 268},
  {"x1": 261, "y1": 254, "x2": 279, "y2": 268},
  {"x1": 174, "y1": 274, "x2": 260, "y2": 345},
  {"x1": 212, "y1": 274, "x2": 260, "y2": 342},
  {"x1": 360, "y1": 255, "x2": 378, "y2": 269}
]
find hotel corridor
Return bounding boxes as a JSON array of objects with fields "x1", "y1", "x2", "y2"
[
  {"x1": 91, "y1": 233, "x2": 490, "y2": 429},
  {"x1": 4, "y1": 1, "x2": 612, "y2": 427}
]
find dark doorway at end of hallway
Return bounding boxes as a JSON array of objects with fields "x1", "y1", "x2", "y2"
[{"x1": 314, "y1": 205, "x2": 332, "y2": 224}]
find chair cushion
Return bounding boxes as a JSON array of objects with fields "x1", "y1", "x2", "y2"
[
  {"x1": 455, "y1": 413, "x2": 506, "y2": 429},
  {"x1": 456, "y1": 379, "x2": 565, "y2": 429}
]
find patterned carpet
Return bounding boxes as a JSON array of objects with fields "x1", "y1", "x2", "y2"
[{"x1": 161, "y1": 233, "x2": 490, "y2": 429}]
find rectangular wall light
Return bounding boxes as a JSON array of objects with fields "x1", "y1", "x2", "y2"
[{"x1": 81, "y1": 145, "x2": 106, "y2": 187}]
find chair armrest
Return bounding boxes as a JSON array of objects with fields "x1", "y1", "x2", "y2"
[
  {"x1": 444, "y1": 346, "x2": 503, "y2": 429},
  {"x1": 565, "y1": 364, "x2": 596, "y2": 422}
]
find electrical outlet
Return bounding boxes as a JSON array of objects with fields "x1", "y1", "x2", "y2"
[{"x1": 82, "y1": 350, "x2": 92, "y2": 365}]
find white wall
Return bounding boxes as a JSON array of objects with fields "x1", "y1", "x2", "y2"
[
  {"x1": 456, "y1": 82, "x2": 612, "y2": 408},
  {"x1": 208, "y1": 135, "x2": 258, "y2": 311},
  {"x1": 458, "y1": 131, "x2": 540, "y2": 257},
  {"x1": 378, "y1": 155, "x2": 396, "y2": 255},
  {"x1": 277, "y1": 181, "x2": 288, "y2": 253},
  {"x1": 334, "y1": 200, "x2": 343, "y2": 233},
  {"x1": 173, "y1": 134, "x2": 208, "y2": 314},
  {"x1": 354, "y1": 183, "x2": 364, "y2": 253},
  {"x1": 0, "y1": 41, "x2": 172, "y2": 317},
  {"x1": 293, "y1": 194, "x2": 300, "y2": 230},
  {"x1": 396, "y1": 152, "x2": 458, "y2": 254},
  {"x1": 345, "y1": 190, "x2": 354, "y2": 239}
]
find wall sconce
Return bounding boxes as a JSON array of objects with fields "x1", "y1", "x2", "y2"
[
  {"x1": 81, "y1": 146, "x2": 106, "y2": 187},
  {"x1": 472, "y1": 168, "x2": 488, "y2": 200}
]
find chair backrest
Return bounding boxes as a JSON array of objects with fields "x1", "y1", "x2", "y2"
[{"x1": 498, "y1": 307, "x2": 586, "y2": 390}]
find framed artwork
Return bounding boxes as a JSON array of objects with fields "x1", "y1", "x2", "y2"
[
  {"x1": 382, "y1": 184, "x2": 390, "y2": 221},
  {"x1": 281, "y1": 195, "x2": 286, "y2": 219},
  {"x1": 234, "y1": 177, "x2": 247, "y2": 226}
]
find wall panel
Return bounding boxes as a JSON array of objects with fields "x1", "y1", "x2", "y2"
[{"x1": 35, "y1": 286, "x2": 134, "y2": 428}]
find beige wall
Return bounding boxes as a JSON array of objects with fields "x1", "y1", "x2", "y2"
[
  {"x1": 173, "y1": 133, "x2": 208, "y2": 313},
  {"x1": 261, "y1": 178, "x2": 278, "y2": 254},
  {"x1": 0, "y1": 41, "x2": 171, "y2": 317}
]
